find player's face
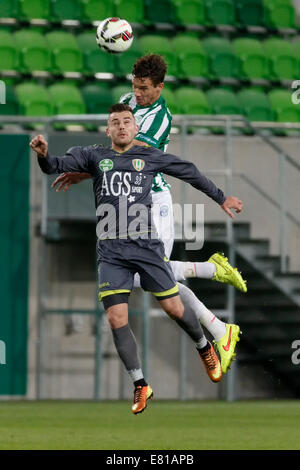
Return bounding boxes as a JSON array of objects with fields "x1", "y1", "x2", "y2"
[
  {"x1": 132, "y1": 77, "x2": 164, "y2": 107},
  {"x1": 106, "y1": 111, "x2": 138, "y2": 148}
]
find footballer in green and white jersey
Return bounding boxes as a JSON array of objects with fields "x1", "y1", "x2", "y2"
[{"x1": 120, "y1": 92, "x2": 172, "y2": 192}]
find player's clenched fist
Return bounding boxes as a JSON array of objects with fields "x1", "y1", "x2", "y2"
[{"x1": 30, "y1": 134, "x2": 48, "y2": 157}]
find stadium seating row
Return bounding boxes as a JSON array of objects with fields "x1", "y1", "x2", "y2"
[
  {"x1": 0, "y1": 0, "x2": 298, "y2": 30},
  {"x1": 2, "y1": 29, "x2": 300, "y2": 83},
  {"x1": 1, "y1": 82, "x2": 299, "y2": 126}
]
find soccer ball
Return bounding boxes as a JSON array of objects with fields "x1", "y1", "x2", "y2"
[{"x1": 96, "y1": 17, "x2": 133, "y2": 54}]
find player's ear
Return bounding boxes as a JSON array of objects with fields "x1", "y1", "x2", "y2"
[{"x1": 105, "y1": 127, "x2": 110, "y2": 137}]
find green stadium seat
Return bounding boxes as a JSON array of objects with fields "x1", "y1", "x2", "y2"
[
  {"x1": 111, "y1": 85, "x2": 132, "y2": 103},
  {"x1": 268, "y1": 89, "x2": 300, "y2": 122},
  {"x1": 144, "y1": 0, "x2": 176, "y2": 24},
  {"x1": 76, "y1": 32, "x2": 115, "y2": 76},
  {"x1": 139, "y1": 35, "x2": 178, "y2": 76},
  {"x1": 114, "y1": 38, "x2": 143, "y2": 77},
  {"x1": 0, "y1": 30, "x2": 19, "y2": 72},
  {"x1": 80, "y1": 0, "x2": 115, "y2": 24},
  {"x1": 232, "y1": 37, "x2": 269, "y2": 81},
  {"x1": 161, "y1": 87, "x2": 179, "y2": 114},
  {"x1": 173, "y1": 0, "x2": 206, "y2": 26},
  {"x1": 264, "y1": 0, "x2": 296, "y2": 29},
  {"x1": 48, "y1": 83, "x2": 86, "y2": 115},
  {"x1": 15, "y1": 83, "x2": 53, "y2": 116},
  {"x1": 291, "y1": 40, "x2": 300, "y2": 76},
  {"x1": 235, "y1": 0, "x2": 266, "y2": 27},
  {"x1": 114, "y1": 0, "x2": 145, "y2": 24},
  {"x1": 46, "y1": 31, "x2": 84, "y2": 74},
  {"x1": 18, "y1": 0, "x2": 51, "y2": 21},
  {"x1": 237, "y1": 88, "x2": 274, "y2": 121},
  {"x1": 263, "y1": 38, "x2": 298, "y2": 81},
  {"x1": 51, "y1": 0, "x2": 82, "y2": 22},
  {"x1": 0, "y1": 85, "x2": 19, "y2": 116},
  {"x1": 174, "y1": 87, "x2": 211, "y2": 114},
  {"x1": 202, "y1": 37, "x2": 240, "y2": 80},
  {"x1": 14, "y1": 30, "x2": 52, "y2": 74},
  {"x1": 206, "y1": 88, "x2": 242, "y2": 115},
  {"x1": 48, "y1": 83, "x2": 86, "y2": 129},
  {"x1": 81, "y1": 83, "x2": 114, "y2": 114},
  {"x1": 206, "y1": 87, "x2": 243, "y2": 134},
  {"x1": 172, "y1": 35, "x2": 209, "y2": 79},
  {"x1": 0, "y1": 0, "x2": 18, "y2": 18},
  {"x1": 203, "y1": 0, "x2": 236, "y2": 26}
]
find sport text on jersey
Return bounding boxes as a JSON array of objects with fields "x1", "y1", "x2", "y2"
[{"x1": 100, "y1": 170, "x2": 146, "y2": 198}]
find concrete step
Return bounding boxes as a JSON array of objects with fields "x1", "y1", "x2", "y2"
[
  {"x1": 204, "y1": 221, "x2": 251, "y2": 241},
  {"x1": 242, "y1": 325, "x2": 289, "y2": 341},
  {"x1": 236, "y1": 239, "x2": 270, "y2": 258},
  {"x1": 290, "y1": 292, "x2": 300, "y2": 306},
  {"x1": 273, "y1": 273, "x2": 300, "y2": 291},
  {"x1": 196, "y1": 290, "x2": 296, "y2": 308},
  {"x1": 254, "y1": 255, "x2": 282, "y2": 274},
  {"x1": 236, "y1": 310, "x2": 300, "y2": 325}
]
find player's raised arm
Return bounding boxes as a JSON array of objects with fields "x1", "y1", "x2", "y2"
[
  {"x1": 157, "y1": 152, "x2": 243, "y2": 219},
  {"x1": 30, "y1": 135, "x2": 92, "y2": 175}
]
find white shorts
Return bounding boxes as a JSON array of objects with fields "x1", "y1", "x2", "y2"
[{"x1": 151, "y1": 190, "x2": 174, "y2": 259}]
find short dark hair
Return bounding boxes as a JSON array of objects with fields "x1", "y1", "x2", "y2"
[
  {"x1": 108, "y1": 103, "x2": 134, "y2": 115},
  {"x1": 132, "y1": 54, "x2": 167, "y2": 87}
]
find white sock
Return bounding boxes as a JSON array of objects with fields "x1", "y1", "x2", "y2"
[
  {"x1": 178, "y1": 283, "x2": 226, "y2": 340},
  {"x1": 169, "y1": 260, "x2": 185, "y2": 281},
  {"x1": 128, "y1": 368, "x2": 144, "y2": 383},
  {"x1": 193, "y1": 262, "x2": 216, "y2": 279},
  {"x1": 170, "y1": 261, "x2": 216, "y2": 281}
]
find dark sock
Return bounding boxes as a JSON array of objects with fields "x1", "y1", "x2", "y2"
[
  {"x1": 112, "y1": 324, "x2": 141, "y2": 371},
  {"x1": 197, "y1": 341, "x2": 211, "y2": 354},
  {"x1": 134, "y1": 378, "x2": 148, "y2": 389},
  {"x1": 175, "y1": 309, "x2": 205, "y2": 343}
]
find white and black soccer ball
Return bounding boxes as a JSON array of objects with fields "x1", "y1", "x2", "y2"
[{"x1": 96, "y1": 17, "x2": 133, "y2": 54}]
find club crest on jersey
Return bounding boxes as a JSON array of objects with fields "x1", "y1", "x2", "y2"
[
  {"x1": 132, "y1": 159, "x2": 145, "y2": 172},
  {"x1": 99, "y1": 159, "x2": 114, "y2": 172}
]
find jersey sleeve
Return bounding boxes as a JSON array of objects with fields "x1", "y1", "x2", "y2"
[
  {"x1": 153, "y1": 151, "x2": 226, "y2": 205},
  {"x1": 119, "y1": 92, "x2": 133, "y2": 104},
  {"x1": 37, "y1": 146, "x2": 93, "y2": 175},
  {"x1": 135, "y1": 109, "x2": 171, "y2": 149}
]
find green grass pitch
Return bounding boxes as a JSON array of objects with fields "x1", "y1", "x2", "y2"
[{"x1": 0, "y1": 400, "x2": 299, "y2": 450}]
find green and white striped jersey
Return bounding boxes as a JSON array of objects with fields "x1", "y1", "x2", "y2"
[{"x1": 120, "y1": 92, "x2": 172, "y2": 192}]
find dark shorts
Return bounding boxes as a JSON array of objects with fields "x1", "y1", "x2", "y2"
[{"x1": 97, "y1": 238, "x2": 179, "y2": 302}]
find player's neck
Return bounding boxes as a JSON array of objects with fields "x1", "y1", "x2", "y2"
[{"x1": 111, "y1": 142, "x2": 135, "y2": 153}]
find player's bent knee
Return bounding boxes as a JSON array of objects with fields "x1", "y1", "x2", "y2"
[
  {"x1": 103, "y1": 294, "x2": 130, "y2": 329},
  {"x1": 159, "y1": 295, "x2": 184, "y2": 320}
]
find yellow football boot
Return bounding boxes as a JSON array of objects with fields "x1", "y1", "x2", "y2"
[
  {"x1": 209, "y1": 252, "x2": 247, "y2": 293},
  {"x1": 214, "y1": 324, "x2": 241, "y2": 373}
]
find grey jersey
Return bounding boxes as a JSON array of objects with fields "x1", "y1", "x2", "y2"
[{"x1": 38, "y1": 145, "x2": 226, "y2": 240}]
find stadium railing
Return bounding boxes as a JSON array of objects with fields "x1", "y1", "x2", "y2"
[{"x1": 2, "y1": 113, "x2": 298, "y2": 400}]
